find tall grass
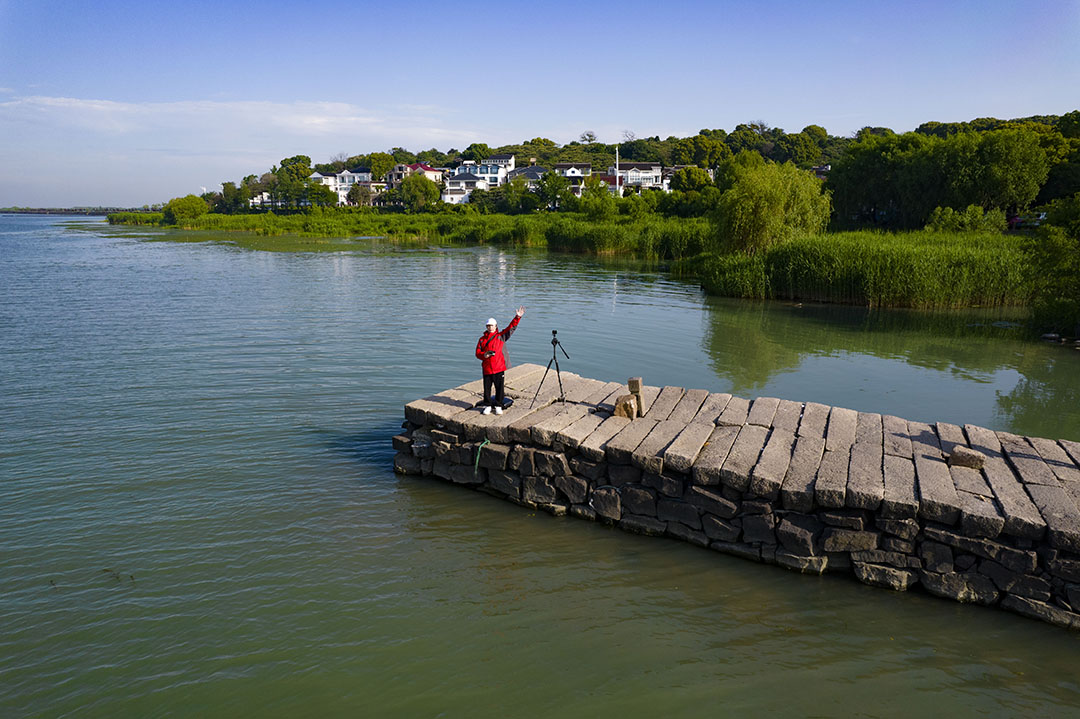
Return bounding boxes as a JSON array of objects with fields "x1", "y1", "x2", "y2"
[
  {"x1": 700, "y1": 230, "x2": 1033, "y2": 308},
  {"x1": 107, "y1": 212, "x2": 164, "y2": 225}
]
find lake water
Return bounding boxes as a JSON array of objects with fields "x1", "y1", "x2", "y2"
[{"x1": 3, "y1": 214, "x2": 1080, "y2": 717}]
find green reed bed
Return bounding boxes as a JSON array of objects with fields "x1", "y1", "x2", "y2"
[
  {"x1": 107, "y1": 212, "x2": 165, "y2": 226},
  {"x1": 701, "y1": 230, "x2": 1033, "y2": 308}
]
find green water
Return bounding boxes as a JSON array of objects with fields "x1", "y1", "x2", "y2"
[{"x1": 3, "y1": 215, "x2": 1080, "y2": 717}]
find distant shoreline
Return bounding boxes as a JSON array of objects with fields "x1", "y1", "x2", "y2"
[{"x1": 1, "y1": 208, "x2": 148, "y2": 216}]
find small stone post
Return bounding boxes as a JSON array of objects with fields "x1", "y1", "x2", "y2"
[{"x1": 628, "y1": 377, "x2": 643, "y2": 418}]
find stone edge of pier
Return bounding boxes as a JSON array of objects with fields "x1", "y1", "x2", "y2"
[{"x1": 393, "y1": 363, "x2": 1080, "y2": 632}]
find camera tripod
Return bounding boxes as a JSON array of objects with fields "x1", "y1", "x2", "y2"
[{"x1": 531, "y1": 330, "x2": 570, "y2": 407}]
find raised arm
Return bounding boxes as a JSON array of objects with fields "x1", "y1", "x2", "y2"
[{"x1": 501, "y1": 306, "x2": 526, "y2": 339}]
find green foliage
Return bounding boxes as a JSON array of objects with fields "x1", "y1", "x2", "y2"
[
  {"x1": 712, "y1": 161, "x2": 831, "y2": 255},
  {"x1": 1026, "y1": 192, "x2": 1080, "y2": 332},
  {"x1": 163, "y1": 195, "x2": 209, "y2": 225},
  {"x1": 107, "y1": 211, "x2": 164, "y2": 225},
  {"x1": 462, "y1": 143, "x2": 491, "y2": 162},
  {"x1": 925, "y1": 205, "x2": 1007, "y2": 233},
  {"x1": 346, "y1": 183, "x2": 373, "y2": 206},
  {"x1": 701, "y1": 230, "x2": 1032, "y2": 308},
  {"x1": 367, "y1": 152, "x2": 394, "y2": 181},
  {"x1": 669, "y1": 167, "x2": 713, "y2": 192},
  {"x1": 400, "y1": 174, "x2": 440, "y2": 211}
]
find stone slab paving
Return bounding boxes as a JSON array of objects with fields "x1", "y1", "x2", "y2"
[{"x1": 402, "y1": 370, "x2": 1080, "y2": 631}]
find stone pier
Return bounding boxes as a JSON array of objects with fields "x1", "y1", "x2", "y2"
[{"x1": 393, "y1": 363, "x2": 1080, "y2": 630}]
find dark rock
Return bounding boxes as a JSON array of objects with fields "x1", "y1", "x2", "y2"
[
  {"x1": 922, "y1": 526, "x2": 1037, "y2": 573},
  {"x1": 821, "y1": 511, "x2": 865, "y2": 530},
  {"x1": 508, "y1": 446, "x2": 535, "y2": 475},
  {"x1": 590, "y1": 486, "x2": 622, "y2": 521},
  {"x1": 954, "y1": 554, "x2": 977, "y2": 571},
  {"x1": 643, "y1": 472, "x2": 684, "y2": 497},
  {"x1": 1012, "y1": 575, "x2": 1052, "y2": 602},
  {"x1": 608, "y1": 463, "x2": 642, "y2": 486},
  {"x1": 621, "y1": 485, "x2": 657, "y2": 516},
  {"x1": 777, "y1": 518, "x2": 816, "y2": 556},
  {"x1": 876, "y1": 518, "x2": 919, "y2": 540},
  {"x1": 554, "y1": 475, "x2": 589, "y2": 504},
  {"x1": 702, "y1": 515, "x2": 741, "y2": 542},
  {"x1": 822, "y1": 528, "x2": 879, "y2": 552},
  {"x1": 433, "y1": 441, "x2": 454, "y2": 459},
  {"x1": 570, "y1": 504, "x2": 597, "y2": 521},
  {"x1": 539, "y1": 502, "x2": 569, "y2": 516},
  {"x1": 420, "y1": 458, "x2": 433, "y2": 475},
  {"x1": 487, "y1": 470, "x2": 521, "y2": 498},
  {"x1": 478, "y1": 442, "x2": 511, "y2": 470},
  {"x1": 920, "y1": 541, "x2": 954, "y2": 573},
  {"x1": 854, "y1": 563, "x2": 918, "y2": 591},
  {"x1": 685, "y1": 486, "x2": 738, "y2": 519},
  {"x1": 523, "y1": 475, "x2": 557, "y2": 503},
  {"x1": 1001, "y1": 595, "x2": 1080, "y2": 629},
  {"x1": 570, "y1": 456, "x2": 606, "y2": 481},
  {"x1": 392, "y1": 434, "x2": 413, "y2": 452},
  {"x1": 741, "y1": 500, "x2": 773, "y2": 515},
  {"x1": 450, "y1": 464, "x2": 484, "y2": 485},
  {"x1": 1047, "y1": 557, "x2": 1080, "y2": 583},
  {"x1": 742, "y1": 514, "x2": 776, "y2": 544},
  {"x1": 432, "y1": 458, "x2": 452, "y2": 480},
  {"x1": 667, "y1": 522, "x2": 710, "y2": 547},
  {"x1": 920, "y1": 571, "x2": 999, "y2": 605},
  {"x1": 852, "y1": 550, "x2": 918, "y2": 569},
  {"x1": 393, "y1": 452, "x2": 421, "y2": 475},
  {"x1": 711, "y1": 541, "x2": 761, "y2": 562},
  {"x1": 430, "y1": 429, "x2": 459, "y2": 444},
  {"x1": 620, "y1": 515, "x2": 666, "y2": 536},
  {"x1": 761, "y1": 545, "x2": 777, "y2": 564},
  {"x1": 657, "y1": 499, "x2": 701, "y2": 529},
  {"x1": 535, "y1": 450, "x2": 571, "y2": 477},
  {"x1": 881, "y1": 536, "x2": 914, "y2": 554},
  {"x1": 721, "y1": 485, "x2": 742, "y2": 502},
  {"x1": 1066, "y1": 584, "x2": 1080, "y2": 610},
  {"x1": 776, "y1": 550, "x2": 828, "y2": 574},
  {"x1": 826, "y1": 552, "x2": 852, "y2": 572}
]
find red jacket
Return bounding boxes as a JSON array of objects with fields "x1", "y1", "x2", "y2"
[{"x1": 476, "y1": 315, "x2": 521, "y2": 375}]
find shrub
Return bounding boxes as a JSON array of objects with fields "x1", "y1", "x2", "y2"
[
  {"x1": 925, "y1": 205, "x2": 1007, "y2": 232},
  {"x1": 163, "y1": 195, "x2": 209, "y2": 225}
]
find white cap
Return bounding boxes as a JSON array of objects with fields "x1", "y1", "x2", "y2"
[{"x1": 486, "y1": 318, "x2": 498, "y2": 326}]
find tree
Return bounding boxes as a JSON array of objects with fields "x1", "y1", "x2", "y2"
[
  {"x1": 801, "y1": 125, "x2": 828, "y2": 146},
  {"x1": 671, "y1": 134, "x2": 731, "y2": 168},
  {"x1": 346, "y1": 183, "x2": 373, "y2": 206},
  {"x1": 1059, "y1": 110, "x2": 1080, "y2": 139},
  {"x1": 220, "y1": 181, "x2": 250, "y2": 214},
  {"x1": 368, "y1": 152, "x2": 394, "y2": 181},
  {"x1": 534, "y1": 172, "x2": 571, "y2": 209},
  {"x1": 400, "y1": 173, "x2": 440, "y2": 211},
  {"x1": 305, "y1": 180, "x2": 338, "y2": 207},
  {"x1": 1028, "y1": 192, "x2": 1080, "y2": 332},
  {"x1": 163, "y1": 194, "x2": 209, "y2": 224},
  {"x1": 773, "y1": 132, "x2": 822, "y2": 165},
  {"x1": 580, "y1": 130, "x2": 597, "y2": 143},
  {"x1": 669, "y1": 167, "x2": 713, "y2": 192},
  {"x1": 712, "y1": 161, "x2": 831, "y2": 254},
  {"x1": 462, "y1": 143, "x2": 491, "y2": 162},
  {"x1": 579, "y1": 175, "x2": 616, "y2": 220}
]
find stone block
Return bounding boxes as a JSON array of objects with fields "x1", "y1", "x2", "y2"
[
  {"x1": 433, "y1": 441, "x2": 454, "y2": 459},
  {"x1": 822, "y1": 528, "x2": 879, "y2": 552},
  {"x1": 570, "y1": 505, "x2": 597, "y2": 521},
  {"x1": 554, "y1": 475, "x2": 589, "y2": 504},
  {"x1": 392, "y1": 434, "x2": 413, "y2": 452},
  {"x1": 657, "y1": 499, "x2": 701, "y2": 529},
  {"x1": 613, "y1": 394, "x2": 638, "y2": 419},
  {"x1": 821, "y1": 511, "x2": 864, "y2": 530},
  {"x1": 621, "y1": 485, "x2": 657, "y2": 516},
  {"x1": 449, "y1": 464, "x2": 483, "y2": 485},
  {"x1": 948, "y1": 445, "x2": 986, "y2": 469},
  {"x1": 876, "y1": 518, "x2": 919, "y2": 540},
  {"x1": 627, "y1": 377, "x2": 642, "y2": 393},
  {"x1": 570, "y1": 456, "x2": 606, "y2": 481},
  {"x1": 854, "y1": 563, "x2": 918, "y2": 591},
  {"x1": 432, "y1": 458, "x2": 452, "y2": 480},
  {"x1": 685, "y1": 485, "x2": 738, "y2": 519},
  {"x1": 920, "y1": 541, "x2": 954, "y2": 573},
  {"x1": 1001, "y1": 595, "x2": 1080, "y2": 629},
  {"x1": 742, "y1": 514, "x2": 776, "y2": 544},
  {"x1": 393, "y1": 452, "x2": 421, "y2": 475},
  {"x1": 590, "y1": 486, "x2": 622, "y2": 521},
  {"x1": 711, "y1": 541, "x2": 761, "y2": 562},
  {"x1": 919, "y1": 571, "x2": 999, "y2": 605},
  {"x1": 508, "y1": 446, "x2": 535, "y2": 475},
  {"x1": 523, "y1": 475, "x2": 557, "y2": 504},
  {"x1": 643, "y1": 472, "x2": 684, "y2": 498},
  {"x1": 851, "y1": 550, "x2": 918, "y2": 569},
  {"x1": 881, "y1": 536, "x2": 915, "y2": 554},
  {"x1": 691, "y1": 424, "x2": 740, "y2": 486},
  {"x1": 922, "y1": 526, "x2": 1037, "y2": 573},
  {"x1": 826, "y1": 552, "x2": 852, "y2": 572},
  {"x1": 776, "y1": 551, "x2": 828, "y2": 575},
  {"x1": 607, "y1": 463, "x2": 643, "y2": 486},
  {"x1": 666, "y1": 522, "x2": 709, "y2": 547},
  {"x1": 702, "y1": 515, "x2": 741, "y2": 542},
  {"x1": 1048, "y1": 557, "x2": 1080, "y2": 583},
  {"x1": 741, "y1": 500, "x2": 772, "y2": 515},
  {"x1": 478, "y1": 442, "x2": 511, "y2": 470},
  {"x1": 430, "y1": 429, "x2": 459, "y2": 444},
  {"x1": 777, "y1": 517, "x2": 817, "y2": 556},
  {"x1": 534, "y1": 450, "x2": 571, "y2": 477},
  {"x1": 420, "y1": 458, "x2": 433, "y2": 476},
  {"x1": 620, "y1": 515, "x2": 666, "y2": 536},
  {"x1": 487, "y1": 470, "x2": 522, "y2": 499}
]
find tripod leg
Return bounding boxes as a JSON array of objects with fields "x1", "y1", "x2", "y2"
[
  {"x1": 553, "y1": 355, "x2": 566, "y2": 402},
  {"x1": 531, "y1": 358, "x2": 555, "y2": 408}
]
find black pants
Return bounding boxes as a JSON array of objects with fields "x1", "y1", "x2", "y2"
[{"x1": 483, "y1": 371, "x2": 505, "y2": 408}]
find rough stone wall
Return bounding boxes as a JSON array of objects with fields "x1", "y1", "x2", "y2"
[{"x1": 392, "y1": 419, "x2": 1080, "y2": 631}]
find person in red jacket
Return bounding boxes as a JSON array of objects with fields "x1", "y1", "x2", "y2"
[{"x1": 476, "y1": 306, "x2": 526, "y2": 415}]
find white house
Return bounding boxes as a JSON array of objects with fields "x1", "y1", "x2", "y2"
[
  {"x1": 441, "y1": 172, "x2": 489, "y2": 204},
  {"x1": 452, "y1": 154, "x2": 516, "y2": 188},
  {"x1": 386, "y1": 163, "x2": 444, "y2": 189},
  {"x1": 310, "y1": 167, "x2": 374, "y2": 205},
  {"x1": 609, "y1": 162, "x2": 663, "y2": 191},
  {"x1": 553, "y1": 163, "x2": 591, "y2": 197},
  {"x1": 507, "y1": 165, "x2": 547, "y2": 190}
]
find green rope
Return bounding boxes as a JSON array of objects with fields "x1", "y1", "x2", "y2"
[{"x1": 474, "y1": 438, "x2": 490, "y2": 477}]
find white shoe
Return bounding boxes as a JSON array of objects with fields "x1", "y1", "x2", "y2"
[
  {"x1": 482, "y1": 406, "x2": 492, "y2": 415},
  {"x1": 494, "y1": 406, "x2": 503, "y2": 415}
]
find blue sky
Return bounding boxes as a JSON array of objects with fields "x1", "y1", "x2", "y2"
[{"x1": 1, "y1": 0, "x2": 1078, "y2": 207}]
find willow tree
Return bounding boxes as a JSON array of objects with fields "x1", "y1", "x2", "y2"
[{"x1": 712, "y1": 161, "x2": 831, "y2": 255}]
